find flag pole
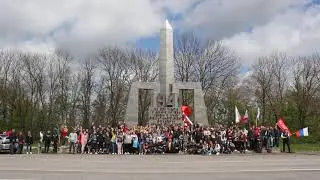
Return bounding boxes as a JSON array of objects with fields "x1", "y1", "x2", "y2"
[
  {"x1": 255, "y1": 117, "x2": 257, "y2": 127},
  {"x1": 255, "y1": 107, "x2": 260, "y2": 127}
]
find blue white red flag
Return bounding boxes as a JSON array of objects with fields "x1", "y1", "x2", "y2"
[{"x1": 296, "y1": 127, "x2": 309, "y2": 137}]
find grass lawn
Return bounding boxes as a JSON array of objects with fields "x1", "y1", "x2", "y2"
[{"x1": 291, "y1": 143, "x2": 320, "y2": 152}]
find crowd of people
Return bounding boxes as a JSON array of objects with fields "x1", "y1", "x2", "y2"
[{"x1": 1, "y1": 122, "x2": 292, "y2": 155}]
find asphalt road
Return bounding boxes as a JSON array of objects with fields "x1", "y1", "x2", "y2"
[{"x1": 0, "y1": 153, "x2": 319, "y2": 180}]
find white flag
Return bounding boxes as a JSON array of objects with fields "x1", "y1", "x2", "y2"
[
  {"x1": 256, "y1": 107, "x2": 260, "y2": 121},
  {"x1": 242, "y1": 110, "x2": 248, "y2": 122},
  {"x1": 235, "y1": 106, "x2": 241, "y2": 123}
]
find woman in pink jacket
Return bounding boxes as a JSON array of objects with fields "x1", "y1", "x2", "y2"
[{"x1": 80, "y1": 129, "x2": 88, "y2": 154}]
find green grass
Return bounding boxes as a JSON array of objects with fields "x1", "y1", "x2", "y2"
[{"x1": 291, "y1": 143, "x2": 320, "y2": 152}]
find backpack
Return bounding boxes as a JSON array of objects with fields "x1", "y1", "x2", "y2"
[{"x1": 117, "y1": 135, "x2": 123, "y2": 143}]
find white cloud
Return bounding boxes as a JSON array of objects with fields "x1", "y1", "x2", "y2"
[
  {"x1": 1, "y1": 0, "x2": 320, "y2": 67},
  {"x1": 152, "y1": 0, "x2": 199, "y2": 14},
  {"x1": 222, "y1": 1, "x2": 320, "y2": 66},
  {"x1": 181, "y1": 0, "x2": 307, "y2": 38},
  {"x1": 8, "y1": 40, "x2": 55, "y2": 55},
  {"x1": 0, "y1": 0, "x2": 168, "y2": 55}
]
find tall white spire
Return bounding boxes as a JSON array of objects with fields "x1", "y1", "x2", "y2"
[
  {"x1": 159, "y1": 18, "x2": 174, "y2": 104},
  {"x1": 163, "y1": 19, "x2": 172, "y2": 30}
]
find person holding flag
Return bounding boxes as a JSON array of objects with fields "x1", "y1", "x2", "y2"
[
  {"x1": 277, "y1": 118, "x2": 292, "y2": 153},
  {"x1": 281, "y1": 129, "x2": 291, "y2": 153}
]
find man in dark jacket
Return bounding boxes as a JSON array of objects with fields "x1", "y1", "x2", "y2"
[
  {"x1": 274, "y1": 126, "x2": 281, "y2": 148},
  {"x1": 52, "y1": 131, "x2": 59, "y2": 153},
  {"x1": 9, "y1": 129, "x2": 17, "y2": 155},
  {"x1": 104, "y1": 132, "x2": 111, "y2": 154},
  {"x1": 89, "y1": 132, "x2": 98, "y2": 154},
  {"x1": 281, "y1": 130, "x2": 291, "y2": 153},
  {"x1": 44, "y1": 130, "x2": 52, "y2": 153}
]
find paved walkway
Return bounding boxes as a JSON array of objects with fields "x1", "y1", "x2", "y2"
[{"x1": 0, "y1": 154, "x2": 319, "y2": 180}]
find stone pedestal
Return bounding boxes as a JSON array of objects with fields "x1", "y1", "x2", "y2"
[
  {"x1": 125, "y1": 82, "x2": 208, "y2": 126},
  {"x1": 125, "y1": 82, "x2": 159, "y2": 126}
]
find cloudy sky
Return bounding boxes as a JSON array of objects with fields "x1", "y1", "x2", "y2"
[{"x1": 1, "y1": 0, "x2": 320, "y2": 67}]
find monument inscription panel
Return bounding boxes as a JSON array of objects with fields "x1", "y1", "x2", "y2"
[{"x1": 149, "y1": 107, "x2": 181, "y2": 126}]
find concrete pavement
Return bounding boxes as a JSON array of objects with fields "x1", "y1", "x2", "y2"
[{"x1": 0, "y1": 154, "x2": 319, "y2": 180}]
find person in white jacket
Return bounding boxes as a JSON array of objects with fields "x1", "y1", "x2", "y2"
[
  {"x1": 214, "y1": 142, "x2": 221, "y2": 155},
  {"x1": 38, "y1": 131, "x2": 44, "y2": 154},
  {"x1": 68, "y1": 130, "x2": 78, "y2": 154}
]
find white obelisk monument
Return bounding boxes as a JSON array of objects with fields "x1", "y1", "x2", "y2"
[
  {"x1": 159, "y1": 20, "x2": 174, "y2": 104},
  {"x1": 125, "y1": 19, "x2": 208, "y2": 126}
]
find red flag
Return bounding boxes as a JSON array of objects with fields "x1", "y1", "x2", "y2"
[
  {"x1": 180, "y1": 106, "x2": 192, "y2": 116},
  {"x1": 277, "y1": 118, "x2": 292, "y2": 136},
  {"x1": 241, "y1": 110, "x2": 248, "y2": 123},
  {"x1": 180, "y1": 105, "x2": 193, "y2": 126}
]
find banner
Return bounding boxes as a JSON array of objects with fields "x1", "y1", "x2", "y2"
[{"x1": 277, "y1": 118, "x2": 292, "y2": 136}]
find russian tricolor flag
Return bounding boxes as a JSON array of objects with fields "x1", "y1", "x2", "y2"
[{"x1": 296, "y1": 127, "x2": 309, "y2": 138}]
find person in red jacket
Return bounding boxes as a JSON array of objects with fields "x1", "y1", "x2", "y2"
[
  {"x1": 17, "y1": 131, "x2": 25, "y2": 154},
  {"x1": 6, "y1": 129, "x2": 12, "y2": 137},
  {"x1": 61, "y1": 126, "x2": 68, "y2": 145}
]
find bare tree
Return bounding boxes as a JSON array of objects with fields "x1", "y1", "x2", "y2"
[
  {"x1": 266, "y1": 52, "x2": 291, "y2": 117},
  {"x1": 251, "y1": 56, "x2": 274, "y2": 123},
  {"x1": 0, "y1": 50, "x2": 17, "y2": 126},
  {"x1": 291, "y1": 55, "x2": 320, "y2": 127},
  {"x1": 80, "y1": 57, "x2": 96, "y2": 128},
  {"x1": 96, "y1": 47, "x2": 132, "y2": 126},
  {"x1": 21, "y1": 53, "x2": 48, "y2": 130},
  {"x1": 55, "y1": 49, "x2": 73, "y2": 125},
  {"x1": 174, "y1": 32, "x2": 199, "y2": 82},
  {"x1": 68, "y1": 73, "x2": 81, "y2": 128},
  {"x1": 46, "y1": 55, "x2": 60, "y2": 127},
  {"x1": 92, "y1": 77, "x2": 108, "y2": 125},
  {"x1": 174, "y1": 32, "x2": 239, "y2": 124}
]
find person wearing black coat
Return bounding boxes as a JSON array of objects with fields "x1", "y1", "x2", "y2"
[
  {"x1": 52, "y1": 132, "x2": 59, "y2": 153},
  {"x1": 9, "y1": 129, "x2": 17, "y2": 155},
  {"x1": 44, "y1": 130, "x2": 52, "y2": 153},
  {"x1": 281, "y1": 130, "x2": 291, "y2": 153},
  {"x1": 25, "y1": 131, "x2": 33, "y2": 154},
  {"x1": 274, "y1": 126, "x2": 281, "y2": 148}
]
